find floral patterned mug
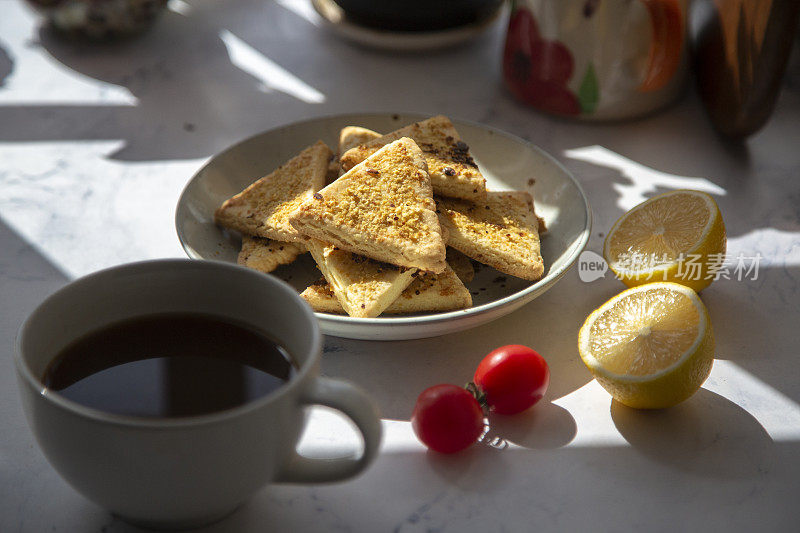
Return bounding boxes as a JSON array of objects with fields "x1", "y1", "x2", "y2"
[{"x1": 503, "y1": 0, "x2": 688, "y2": 119}]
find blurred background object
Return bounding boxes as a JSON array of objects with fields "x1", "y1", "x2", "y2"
[
  {"x1": 332, "y1": 0, "x2": 503, "y2": 32},
  {"x1": 24, "y1": 0, "x2": 168, "y2": 40},
  {"x1": 692, "y1": 0, "x2": 800, "y2": 138},
  {"x1": 502, "y1": 0, "x2": 690, "y2": 120},
  {"x1": 312, "y1": 0, "x2": 504, "y2": 51}
]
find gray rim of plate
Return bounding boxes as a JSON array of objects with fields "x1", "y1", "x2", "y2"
[{"x1": 175, "y1": 113, "x2": 592, "y2": 329}]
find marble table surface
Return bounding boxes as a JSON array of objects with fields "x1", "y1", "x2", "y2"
[{"x1": 2, "y1": 1, "x2": 800, "y2": 531}]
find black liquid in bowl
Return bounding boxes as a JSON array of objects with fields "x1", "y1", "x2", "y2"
[{"x1": 333, "y1": 0, "x2": 503, "y2": 32}]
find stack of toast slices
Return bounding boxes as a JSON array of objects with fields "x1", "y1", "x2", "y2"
[{"x1": 214, "y1": 115, "x2": 546, "y2": 318}]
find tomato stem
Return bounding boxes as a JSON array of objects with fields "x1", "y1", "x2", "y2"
[{"x1": 465, "y1": 381, "x2": 489, "y2": 411}]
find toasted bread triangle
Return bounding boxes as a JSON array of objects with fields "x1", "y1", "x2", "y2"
[
  {"x1": 340, "y1": 116, "x2": 487, "y2": 200},
  {"x1": 290, "y1": 137, "x2": 447, "y2": 273},
  {"x1": 305, "y1": 239, "x2": 416, "y2": 318},
  {"x1": 446, "y1": 248, "x2": 475, "y2": 283},
  {"x1": 301, "y1": 262, "x2": 472, "y2": 315},
  {"x1": 237, "y1": 236, "x2": 305, "y2": 273},
  {"x1": 215, "y1": 141, "x2": 332, "y2": 241},
  {"x1": 340, "y1": 126, "x2": 381, "y2": 154},
  {"x1": 327, "y1": 127, "x2": 382, "y2": 184},
  {"x1": 299, "y1": 282, "x2": 350, "y2": 314},
  {"x1": 437, "y1": 191, "x2": 545, "y2": 281}
]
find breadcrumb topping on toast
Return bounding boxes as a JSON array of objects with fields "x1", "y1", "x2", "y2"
[
  {"x1": 290, "y1": 137, "x2": 447, "y2": 273},
  {"x1": 340, "y1": 116, "x2": 487, "y2": 201},
  {"x1": 437, "y1": 191, "x2": 545, "y2": 281},
  {"x1": 237, "y1": 236, "x2": 305, "y2": 273},
  {"x1": 215, "y1": 141, "x2": 332, "y2": 241},
  {"x1": 304, "y1": 239, "x2": 417, "y2": 318}
]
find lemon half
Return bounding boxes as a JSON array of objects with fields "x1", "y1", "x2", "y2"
[
  {"x1": 604, "y1": 190, "x2": 726, "y2": 292},
  {"x1": 578, "y1": 282, "x2": 714, "y2": 409}
]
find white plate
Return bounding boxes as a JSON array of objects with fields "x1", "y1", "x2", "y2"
[{"x1": 175, "y1": 113, "x2": 591, "y2": 340}]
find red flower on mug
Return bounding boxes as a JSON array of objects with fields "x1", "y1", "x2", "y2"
[{"x1": 503, "y1": 8, "x2": 581, "y2": 116}]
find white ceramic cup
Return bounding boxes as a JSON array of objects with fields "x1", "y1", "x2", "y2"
[
  {"x1": 14, "y1": 259, "x2": 382, "y2": 529},
  {"x1": 503, "y1": 0, "x2": 689, "y2": 119}
]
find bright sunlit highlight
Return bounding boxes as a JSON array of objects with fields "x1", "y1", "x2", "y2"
[
  {"x1": 167, "y1": 0, "x2": 193, "y2": 16},
  {"x1": 219, "y1": 30, "x2": 326, "y2": 104},
  {"x1": 728, "y1": 228, "x2": 800, "y2": 267},
  {"x1": 0, "y1": 140, "x2": 200, "y2": 279},
  {"x1": 0, "y1": 3, "x2": 136, "y2": 106},
  {"x1": 275, "y1": 0, "x2": 322, "y2": 26},
  {"x1": 565, "y1": 145, "x2": 726, "y2": 211}
]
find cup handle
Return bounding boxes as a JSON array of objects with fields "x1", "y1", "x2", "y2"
[{"x1": 275, "y1": 377, "x2": 382, "y2": 484}]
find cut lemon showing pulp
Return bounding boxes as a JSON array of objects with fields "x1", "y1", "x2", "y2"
[
  {"x1": 578, "y1": 282, "x2": 714, "y2": 409},
  {"x1": 604, "y1": 190, "x2": 726, "y2": 292}
]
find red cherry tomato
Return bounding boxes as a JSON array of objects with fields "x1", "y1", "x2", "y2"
[
  {"x1": 474, "y1": 345, "x2": 549, "y2": 415},
  {"x1": 411, "y1": 384, "x2": 484, "y2": 454}
]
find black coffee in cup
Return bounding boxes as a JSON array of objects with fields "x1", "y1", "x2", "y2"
[{"x1": 42, "y1": 313, "x2": 295, "y2": 418}]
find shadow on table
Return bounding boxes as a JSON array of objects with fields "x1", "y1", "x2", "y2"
[
  {"x1": 30, "y1": 4, "x2": 292, "y2": 162},
  {"x1": 0, "y1": 0, "x2": 502, "y2": 162},
  {"x1": 4, "y1": 211, "x2": 793, "y2": 531},
  {"x1": 0, "y1": 217, "x2": 69, "y2": 329},
  {"x1": 320, "y1": 274, "x2": 788, "y2": 450},
  {"x1": 0, "y1": 45, "x2": 12, "y2": 88},
  {"x1": 611, "y1": 388, "x2": 774, "y2": 479},
  {"x1": 320, "y1": 261, "x2": 610, "y2": 421},
  {"x1": 321, "y1": 256, "x2": 800, "y2": 419},
  {"x1": 94, "y1": 405, "x2": 785, "y2": 533},
  {"x1": 481, "y1": 402, "x2": 577, "y2": 450},
  {"x1": 0, "y1": 218, "x2": 78, "y2": 533},
  {"x1": 701, "y1": 271, "x2": 800, "y2": 407},
  {"x1": 168, "y1": 389, "x2": 788, "y2": 533}
]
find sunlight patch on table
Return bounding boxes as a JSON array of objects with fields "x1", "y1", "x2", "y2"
[
  {"x1": 0, "y1": 2, "x2": 136, "y2": 106},
  {"x1": 275, "y1": 0, "x2": 322, "y2": 26},
  {"x1": 704, "y1": 360, "x2": 800, "y2": 442},
  {"x1": 553, "y1": 381, "x2": 630, "y2": 447},
  {"x1": 219, "y1": 29, "x2": 325, "y2": 104},
  {"x1": 728, "y1": 228, "x2": 800, "y2": 268},
  {"x1": 564, "y1": 145, "x2": 726, "y2": 211},
  {"x1": 0, "y1": 140, "x2": 202, "y2": 279},
  {"x1": 314, "y1": 357, "x2": 800, "y2": 457},
  {"x1": 296, "y1": 411, "x2": 425, "y2": 456}
]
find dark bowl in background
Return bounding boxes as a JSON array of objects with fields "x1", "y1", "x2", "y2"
[{"x1": 334, "y1": 0, "x2": 503, "y2": 32}]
